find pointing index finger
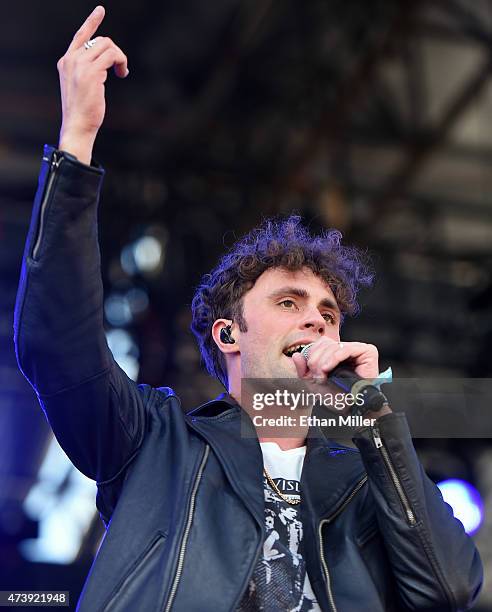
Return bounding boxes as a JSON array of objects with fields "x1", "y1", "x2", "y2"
[{"x1": 68, "y1": 6, "x2": 106, "y2": 52}]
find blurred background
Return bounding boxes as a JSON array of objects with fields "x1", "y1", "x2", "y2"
[{"x1": 1, "y1": 0, "x2": 492, "y2": 608}]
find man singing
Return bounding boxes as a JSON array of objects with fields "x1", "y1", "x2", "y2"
[{"x1": 14, "y1": 6, "x2": 482, "y2": 611}]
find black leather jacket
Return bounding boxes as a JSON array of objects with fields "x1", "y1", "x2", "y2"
[{"x1": 14, "y1": 146, "x2": 483, "y2": 611}]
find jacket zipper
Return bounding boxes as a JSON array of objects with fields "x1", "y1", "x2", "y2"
[
  {"x1": 372, "y1": 425, "x2": 457, "y2": 608},
  {"x1": 372, "y1": 425, "x2": 416, "y2": 526},
  {"x1": 186, "y1": 415, "x2": 264, "y2": 611},
  {"x1": 318, "y1": 475, "x2": 368, "y2": 612},
  {"x1": 32, "y1": 152, "x2": 63, "y2": 260},
  {"x1": 163, "y1": 444, "x2": 210, "y2": 612}
]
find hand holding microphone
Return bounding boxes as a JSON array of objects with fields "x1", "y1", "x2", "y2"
[{"x1": 291, "y1": 338, "x2": 390, "y2": 416}]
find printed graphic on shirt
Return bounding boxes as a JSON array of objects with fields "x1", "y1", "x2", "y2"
[{"x1": 236, "y1": 476, "x2": 319, "y2": 612}]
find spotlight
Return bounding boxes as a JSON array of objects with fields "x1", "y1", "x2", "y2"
[
  {"x1": 21, "y1": 438, "x2": 96, "y2": 563},
  {"x1": 104, "y1": 293, "x2": 133, "y2": 326},
  {"x1": 120, "y1": 226, "x2": 168, "y2": 277},
  {"x1": 437, "y1": 479, "x2": 484, "y2": 535},
  {"x1": 106, "y1": 329, "x2": 140, "y2": 381},
  {"x1": 133, "y1": 235, "x2": 162, "y2": 272}
]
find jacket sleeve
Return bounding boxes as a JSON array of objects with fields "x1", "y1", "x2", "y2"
[
  {"x1": 14, "y1": 145, "x2": 148, "y2": 486},
  {"x1": 352, "y1": 412, "x2": 483, "y2": 611}
]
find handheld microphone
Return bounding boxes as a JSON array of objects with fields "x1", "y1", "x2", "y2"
[{"x1": 300, "y1": 343, "x2": 388, "y2": 414}]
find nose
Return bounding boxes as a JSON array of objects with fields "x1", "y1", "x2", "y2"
[{"x1": 300, "y1": 308, "x2": 326, "y2": 335}]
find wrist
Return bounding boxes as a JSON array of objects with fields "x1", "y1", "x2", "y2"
[{"x1": 58, "y1": 126, "x2": 97, "y2": 165}]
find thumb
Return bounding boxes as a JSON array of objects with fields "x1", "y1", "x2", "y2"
[{"x1": 292, "y1": 353, "x2": 309, "y2": 378}]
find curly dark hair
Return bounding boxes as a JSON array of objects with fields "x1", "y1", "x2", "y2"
[{"x1": 191, "y1": 215, "x2": 374, "y2": 388}]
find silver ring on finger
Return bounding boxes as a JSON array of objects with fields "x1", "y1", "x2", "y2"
[
  {"x1": 84, "y1": 39, "x2": 97, "y2": 50},
  {"x1": 300, "y1": 343, "x2": 313, "y2": 362}
]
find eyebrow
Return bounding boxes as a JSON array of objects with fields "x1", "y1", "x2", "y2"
[{"x1": 267, "y1": 286, "x2": 340, "y2": 313}]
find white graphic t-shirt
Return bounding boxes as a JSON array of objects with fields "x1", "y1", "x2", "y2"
[{"x1": 236, "y1": 443, "x2": 321, "y2": 612}]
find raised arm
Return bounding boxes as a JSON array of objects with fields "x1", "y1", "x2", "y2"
[{"x1": 14, "y1": 7, "x2": 147, "y2": 495}]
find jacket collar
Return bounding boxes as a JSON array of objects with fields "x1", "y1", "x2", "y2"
[
  {"x1": 186, "y1": 393, "x2": 367, "y2": 524},
  {"x1": 186, "y1": 391, "x2": 240, "y2": 418},
  {"x1": 186, "y1": 393, "x2": 265, "y2": 528}
]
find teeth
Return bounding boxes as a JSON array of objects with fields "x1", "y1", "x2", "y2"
[{"x1": 285, "y1": 344, "x2": 306, "y2": 357}]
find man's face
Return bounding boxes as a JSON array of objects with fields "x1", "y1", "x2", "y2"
[{"x1": 237, "y1": 267, "x2": 341, "y2": 379}]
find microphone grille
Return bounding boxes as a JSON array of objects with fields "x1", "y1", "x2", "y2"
[{"x1": 300, "y1": 343, "x2": 315, "y2": 361}]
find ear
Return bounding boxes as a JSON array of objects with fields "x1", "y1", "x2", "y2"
[{"x1": 212, "y1": 319, "x2": 240, "y2": 354}]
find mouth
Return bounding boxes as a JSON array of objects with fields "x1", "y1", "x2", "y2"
[{"x1": 283, "y1": 344, "x2": 309, "y2": 358}]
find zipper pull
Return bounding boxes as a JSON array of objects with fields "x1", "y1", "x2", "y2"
[
  {"x1": 51, "y1": 151, "x2": 62, "y2": 170},
  {"x1": 372, "y1": 425, "x2": 382, "y2": 449},
  {"x1": 42, "y1": 151, "x2": 62, "y2": 171}
]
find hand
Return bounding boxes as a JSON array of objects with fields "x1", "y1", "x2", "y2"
[
  {"x1": 292, "y1": 338, "x2": 392, "y2": 419},
  {"x1": 291, "y1": 337, "x2": 380, "y2": 383},
  {"x1": 57, "y1": 6, "x2": 129, "y2": 164}
]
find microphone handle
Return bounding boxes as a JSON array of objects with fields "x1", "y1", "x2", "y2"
[
  {"x1": 328, "y1": 364, "x2": 360, "y2": 394},
  {"x1": 329, "y1": 363, "x2": 388, "y2": 414}
]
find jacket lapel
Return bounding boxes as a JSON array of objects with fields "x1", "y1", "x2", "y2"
[
  {"x1": 302, "y1": 430, "x2": 367, "y2": 520},
  {"x1": 186, "y1": 395, "x2": 265, "y2": 530}
]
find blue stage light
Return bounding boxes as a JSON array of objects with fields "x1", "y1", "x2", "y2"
[
  {"x1": 106, "y1": 328, "x2": 140, "y2": 381},
  {"x1": 21, "y1": 437, "x2": 97, "y2": 563},
  {"x1": 437, "y1": 479, "x2": 484, "y2": 535}
]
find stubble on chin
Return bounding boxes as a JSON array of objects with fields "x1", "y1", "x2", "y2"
[
  {"x1": 267, "y1": 356, "x2": 299, "y2": 380},
  {"x1": 242, "y1": 352, "x2": 294, "y2": 380}
]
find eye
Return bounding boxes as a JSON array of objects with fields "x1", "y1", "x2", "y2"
[
  {"x1": 279, "y1": 299, "x2": 297, "y2": 310},
  {"x1": 322, "y1": 312, "x2": 336, "y2": 324}
]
